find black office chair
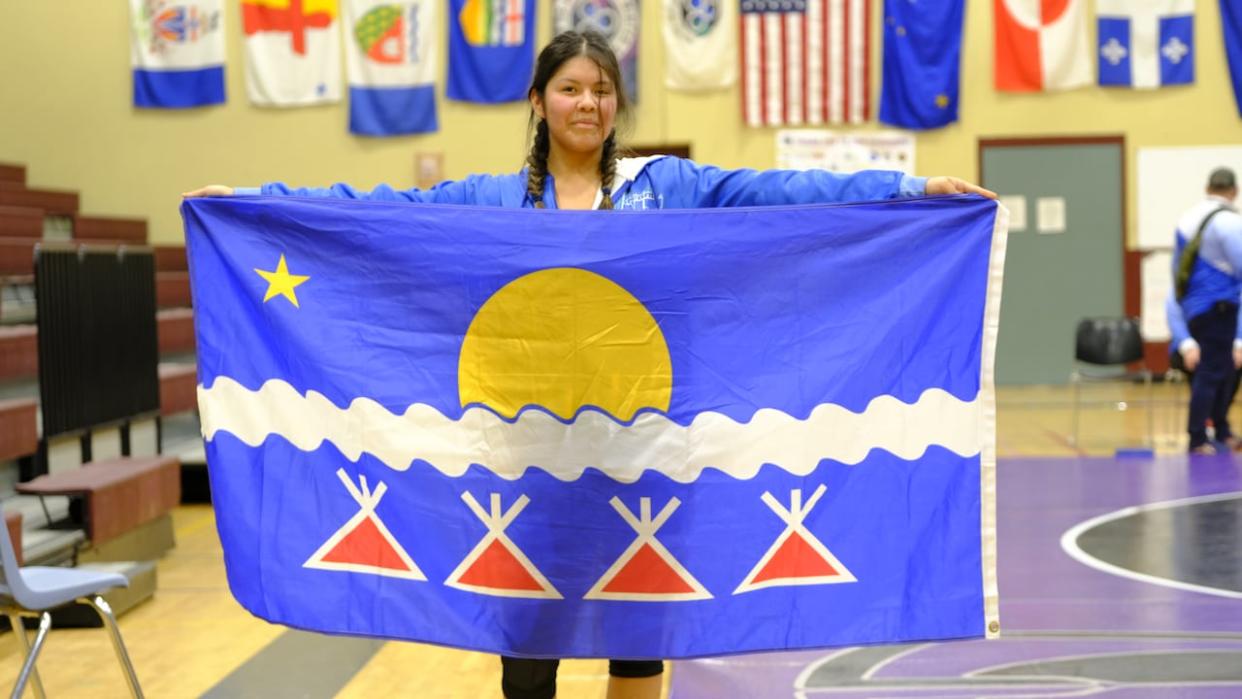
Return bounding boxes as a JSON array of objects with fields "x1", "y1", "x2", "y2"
[{"x1": 1069, "y1": 317, "x2": 1153, "y2": 447}]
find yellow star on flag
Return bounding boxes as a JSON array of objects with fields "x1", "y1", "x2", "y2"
[
  {"x1": 935, "y1": 94, "x2": 950, "y2": 109},
  {"x1": 254, "y1": 254, "x2": 311, "y2": 308}
]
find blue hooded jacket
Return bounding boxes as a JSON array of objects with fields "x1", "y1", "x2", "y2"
[{"x1": 239, "y1": 155, "x2": 927, "y2": 209}]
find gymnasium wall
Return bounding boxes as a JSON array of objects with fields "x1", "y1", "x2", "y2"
[{"x1": 0, "y1": 2, "x2": 1238, "y2": 244}]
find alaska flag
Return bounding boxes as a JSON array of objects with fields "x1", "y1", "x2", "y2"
[
  {"x1": 129, "y1": 0, "x2": 226, "y2": 108},
  {"x1": 879, "y1": 0, "x2": 964, "y2": 129},
  {"x1": 182, "y1": 196, "x2": 1006, "y2": 658},
  {"x1": 1097, "y1": 0, "x2": 1194, "y2": 88},
  {"x1": 1224, "y1": 0, "x2": 1242, "y2": 116},
  {"x1": 447, "y1": 0, "x2": 536, "y2": 102}
]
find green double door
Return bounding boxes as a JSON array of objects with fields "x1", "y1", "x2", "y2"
[{"x1": 979, "y1": 139, "x2": 1126, "y2": 386}]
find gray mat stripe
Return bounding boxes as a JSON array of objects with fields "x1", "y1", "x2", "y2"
[{"x1": 200, "y1": 629, "x2": 384, "y2": 699}]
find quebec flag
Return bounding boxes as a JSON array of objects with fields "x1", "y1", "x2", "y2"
[
  {"x1": 446, "y1": 0, "x2": 536, "y2": 103},
  {"x1": 1097, "y1": 0, "x2": 1194, "y2": 88},
  {"x1": 344, "y1": 0, "x2": 437, "y2": 135},
  {"x1": 182, "y1": 195, "x2": 1006, "y2": 658},
  {"x1": 129, "y1": 0, "x2": 226, "y2": 109}
]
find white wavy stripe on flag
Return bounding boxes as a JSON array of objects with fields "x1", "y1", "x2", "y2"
[{"x1": 198, "y1": 377, "x2": 982, "y2": 483}]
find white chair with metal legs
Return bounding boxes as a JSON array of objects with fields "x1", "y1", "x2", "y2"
[{"x1": 0, "y1": 501, "x2": 143, "y2": 698}]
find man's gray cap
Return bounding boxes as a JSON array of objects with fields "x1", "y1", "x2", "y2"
[{"x1": 1209, "y1": 167, "x2": 1237, "y2": 190}]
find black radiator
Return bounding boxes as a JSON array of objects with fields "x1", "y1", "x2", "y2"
[{"x1": 35, "y1": 244, "x2": 160, "y2": 440}]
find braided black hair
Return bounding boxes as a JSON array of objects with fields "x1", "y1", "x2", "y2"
[{"x1": 526, "y1": 119, "x2": 551, "y2": 209}]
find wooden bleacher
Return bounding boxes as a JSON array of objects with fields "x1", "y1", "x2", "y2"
[{"x1": 0, "y1": 159, "x2": 201, "y2": 623}]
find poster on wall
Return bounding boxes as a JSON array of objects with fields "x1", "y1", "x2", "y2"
[
  {"x1": 776, "y1": 130, "x2": 916, "y2": 175},
  {"x1": 553, "y1": 0, "x2": 640, "y2": 102}
]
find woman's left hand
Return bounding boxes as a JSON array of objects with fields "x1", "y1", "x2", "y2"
[{"x1": 926, "y1": 176, "x2": 997, "y2": 199}]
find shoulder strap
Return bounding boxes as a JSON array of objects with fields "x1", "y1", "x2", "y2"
[{"x1": 1176, "y1": 207, "x2": 1230, "y2": 301}]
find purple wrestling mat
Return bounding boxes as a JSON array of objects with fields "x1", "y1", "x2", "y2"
[{"x1": 670, "y1": 455, "x2": 1242, "y2": 697}]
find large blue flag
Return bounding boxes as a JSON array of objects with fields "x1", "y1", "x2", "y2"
[
  {"x1": 447, "y1": 0, "x2": 537, "y2": 103},
  {"x1": 182, "y1": 195, "x2": 1006, "y2": 658},
  {"x1": 878, "y1": 0, "x2": 964, "y2": 130}
]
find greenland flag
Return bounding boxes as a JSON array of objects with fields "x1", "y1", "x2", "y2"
[
  {"x1": 242, "y1": 0, "x2": 342, "y2": 106},
  {"x1": 995, "y1": 0, "x2": 1091, "y2": 91},
  {"x1": 1097, "y1": 0, "x2": 1194, "y2": 88}
]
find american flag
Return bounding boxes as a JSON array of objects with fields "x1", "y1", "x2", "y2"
[{"x1": 741, "y1": 0, "x2": 871, "y2": 127}]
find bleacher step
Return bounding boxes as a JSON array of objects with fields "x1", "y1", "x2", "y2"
[
  {"x1": 157, "y1": 271, "x2": 191, "y2": 308},
  {"x1": 0, "y1": 164, "x2": 25, "y2": 185},
  {"x1": 0, "y1": 205, "x2": 42, "y2": 238},
  {"x1": 0, "y1": 186, "x2": 79, "y2": 217},
  {"x1": 0, "y1": 238, "x2": 38, "y2": 276},
  {"x1": 73, "y1": 215, "x2": 148, "y2": 244},
  {"x1": 155, "y1": 245, "x2": 187, "y2": 272},
  {"x1": 0, "y1": 397, "x2": 37, "y2": 462},
  {"x1": 158, "y1": 307, "x2": 195, "y2": 354},
  {"x1": 0, "y1": 325, "x2": 37, "y2": 381}
]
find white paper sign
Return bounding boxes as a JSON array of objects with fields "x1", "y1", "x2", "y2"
[
  {"x1": 1141, "y1": 251, "x2": 1173, "y2": 342},
  {"x1": 1037, "y1": 197, "x2": 1067, "y2": 234},
  {"x1": 999, "y1": 196, "x2": 1027, "y2": 231},
  {"x1": 776, "y1": 130, "x2": 916, "y2": 175}
]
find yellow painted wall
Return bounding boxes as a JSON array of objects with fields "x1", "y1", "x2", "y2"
[{"x1": 0, "y1": 1, "x2": 1238, "y2": 244}]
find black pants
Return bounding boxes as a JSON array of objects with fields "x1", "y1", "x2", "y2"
[
  {"x1": 501, "y1": 657, "x2": 664, "y2": 699},
  {"x1": 1187, "y1": 301, "x2": 1239, "y2": 448}
]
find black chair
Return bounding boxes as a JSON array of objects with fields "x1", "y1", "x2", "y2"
[{"x1": 1070, "y1": 317, "x2": 1153, "y2": 447}]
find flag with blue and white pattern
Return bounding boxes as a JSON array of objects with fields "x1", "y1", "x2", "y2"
[
  {"x1": 1097, "y1": 0, "x2": 1194, "y2": 88},
  {"x1": 181, "y1": 195, "x2": 1006, "y2": 658}
]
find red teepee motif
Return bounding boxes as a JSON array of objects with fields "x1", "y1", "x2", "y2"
[
  {"x1": 584, "y1": 497, "x2": 712, "y2": 602},
  {"x1": 445, "y1": 492, "x2": 562, "y2": 599},
  {"x1": 734, "y1": 485, "x2": 856, "y2": 594},
  {"x1": 303, "y1": 469, "x2": 426, "y2": 581}
]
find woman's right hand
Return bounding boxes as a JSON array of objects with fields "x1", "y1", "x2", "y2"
[{"x1": 181, "y1": 185, "x2": 235, "y2": 198}]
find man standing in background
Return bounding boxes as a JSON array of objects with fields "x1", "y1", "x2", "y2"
[{"x1": 1167, "y1": 168, "x2": 1242, "y2": 453}]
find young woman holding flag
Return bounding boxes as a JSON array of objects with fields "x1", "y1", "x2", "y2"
[{"x1": 187, "y1": 28, "x2": 993, "y2": 699}]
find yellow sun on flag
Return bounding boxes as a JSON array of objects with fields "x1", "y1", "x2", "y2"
[
  {"x1": 459, "y1": 268, "x2": 672, "y2": 420},
  {"x1": 255, "y1": 254, "x2": 311, "y2": 308}
]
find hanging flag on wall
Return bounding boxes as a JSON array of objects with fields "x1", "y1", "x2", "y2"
[
  {"x1": 446, "y1": 0, "x2": 536, "y2": 103},
  {"x1": 554, "y1": 0, "x2": 641, "y2": 102},
  {"x1": 878, "y1": 0, "x2": 963, "y2": 129},
  {"x1": 740, "y1": 0, "x2": 871, "y2": 128},
  {"x1": 129, "y1": 0, "x2": 226, "y2": 108},
  {"x1": 994, "y1": 0, "x2": 1091, "y2": 91},
  {"x1": 242, "y1": 0, "x2": 342, "y2": 106},
  {"x1": 1097, "y1": 0, "x2": 1194, "y2": 88},
  {"x1": 182, "y1": 193, "x2": 1005, "y2": 658},
  {"x1": 1224, "y1": 0, "x2": 1242, "y2": 117},
  {"x1": 663, "y1": 0, "x2": 736, "y2": 90},
  {"x1": 344, "y1": 1, "x2": 438, "y2": 135}
]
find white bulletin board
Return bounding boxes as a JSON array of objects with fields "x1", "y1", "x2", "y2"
[{"x1": 1136, "y1": 145, "x2": 1242, "y2": 251}]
